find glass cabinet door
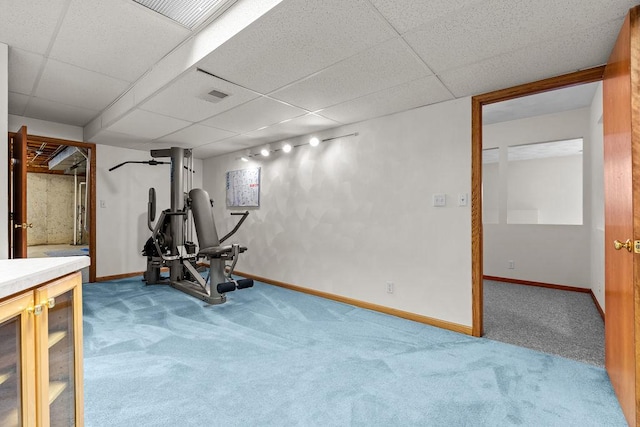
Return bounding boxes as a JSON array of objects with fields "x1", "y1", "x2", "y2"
[
  {"x1": 47, "y1": 289, "x2": 76, "y2": 426},
  {"x1": 0, "y1": 292, "x2": 35, "y2": 427},
  {"x1": 36, "y1": 272, "x2": 83, "y2": 427},
  {"x1": 0, "y1": 316, "x2": 22, "y2": 427}
]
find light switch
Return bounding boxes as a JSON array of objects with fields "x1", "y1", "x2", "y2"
[
  {"x1": 458, "y1": 193, "x2": 468, "y2": 206},
  {"x1": 433, "y1": 193, "x2": 446, "y2": 207}
]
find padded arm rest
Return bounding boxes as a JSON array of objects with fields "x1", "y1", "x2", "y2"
[{"x1": 199, "y1": 245, "x2": 247, "y2": 258}]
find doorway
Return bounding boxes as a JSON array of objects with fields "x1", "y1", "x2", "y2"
[
  {"x1": 8, "y1": 131, "x2": 97, "y2": 282},
  {"x1": 470, "y1": 66, "x2": 605, "y2": 338},
  {"x1": 479, "y1": 82, "x2": 605, "y2": 365},
  {"x1": 471, "y1": 66, "x2": 604, "y2": 337}
]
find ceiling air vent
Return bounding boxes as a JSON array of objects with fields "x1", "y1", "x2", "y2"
[
  {"x1": 209, "y1": 89, "x2": 228, "y2": 99},
  {"x1": 132, "y1": 0, "x2": 231, "y2": 29},
  {"x1": 200, "y1": 88, "x2": 230, "y2": 104}
]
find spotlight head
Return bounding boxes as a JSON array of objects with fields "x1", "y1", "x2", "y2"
[
  {"x1": 240, "y1": 156, "x2": 249, "y2": 162},
  {"x1": 282, "y1": 143, "x2": 292, "y2": 153},
  {"x1": 309, "y1": 137, "x2": 320, "y2": 147},
  {"x1": 261, "y1": 148, "x2": 270, "y2": 157}
]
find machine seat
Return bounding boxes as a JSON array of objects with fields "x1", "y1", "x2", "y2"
[{"x1": 198, "y1": 245, "x2": 247, "y2": 259}]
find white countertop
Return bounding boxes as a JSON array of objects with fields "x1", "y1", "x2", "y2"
[{"x1": 0, "y1": 256, "x2": 90, "y2": 300}]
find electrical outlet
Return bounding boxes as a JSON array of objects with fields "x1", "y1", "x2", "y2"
[
  {"x1": 458, "y1": 193, "x2": 468, "y2": 206},
  {"x1": 386, "y1": 282, "x2": 394, "y2": 294},
  {"x1": 432, "y1": 193, "x2": 446, "y2": 207},
  {"x1": 100, "y1": 200, "x2": 106, "y2": 208},
  {"x1": 508, "y1": 260, "x2": 515, "y2": 269}
]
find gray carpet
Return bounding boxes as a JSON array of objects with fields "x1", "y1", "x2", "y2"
[{"x1": 483, "y1": 280, "x2": 605, "y2": 367}]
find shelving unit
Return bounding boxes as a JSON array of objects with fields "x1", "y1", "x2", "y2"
[{"x1": 0, "y1": 270, "x2": 84, "y2": 427}]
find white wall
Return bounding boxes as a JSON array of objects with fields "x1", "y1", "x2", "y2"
[
  {"x1": 0, "y1": 44, "x2": 7, "y2": 259},
  {"x1": 96, "y1": 144, "x2": 203, "y2": 278},
  {"x1": 590, "y1": 83, "x2": 605, "y2": 308},
  {"x1": 8, "y1": 115, "x2": 83, "y2": 141},
  {"x1": 507, "y1": 154, "x2": 583, "y2": 225},
  {"x1": 483, "y1": 108, "x2": 592, "y2": 288},
  {"x1": 203, "y1": 98, "x2": 473, "y2": 327},
  {"x1": 27, "y1": 173, "x2": 79, "y2": 245}
]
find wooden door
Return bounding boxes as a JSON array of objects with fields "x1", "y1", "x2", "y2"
[
  {"x1": 10, "y1": 126, "x2": 28, "y2": 258},
  {"x1": 603, "y1": 6, "x2": 640, "y2": 426}
]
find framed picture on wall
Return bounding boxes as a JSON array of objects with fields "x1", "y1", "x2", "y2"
[{"x1": 226, "y1": 167, "x2": 260, "y2": 207}]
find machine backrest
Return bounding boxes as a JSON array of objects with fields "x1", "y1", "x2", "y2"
[{"x1": 189, "y1": 188, "x2": 221, "y2": 249}]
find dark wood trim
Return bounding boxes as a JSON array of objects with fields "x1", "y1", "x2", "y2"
[
  {"x1": 483, "y1": 275, "x2": 591, "y2": 293},
  {"x1": 95, "y1": 271, "x2": 144, "y2": 282},
  {"x1": 473, "y1": 66, "x2": 605, "y2": 106},
  {"x1": 94, "y1": 267, "x2": 169, "y2": 283},
  {"x1": 471, "y1": 96, "x2": 483, "y2": 337},
  {"x1": 235, "y1": 271, "x2": 473, "y2": 336},
  {"x1": 470, "y1": 65, "x2": 606, "y2": 342}
]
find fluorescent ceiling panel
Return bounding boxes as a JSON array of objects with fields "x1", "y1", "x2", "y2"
[{"x1": 133, "y1": 0, "x2": 227, "y2": 28}]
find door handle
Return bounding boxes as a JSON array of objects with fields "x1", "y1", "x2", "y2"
[
  {"x1": 614, "y1": 239, "x2": 632, "y2": 252},
  {"x1": 14, "y1": 222, "x2": 33, "y2": 229}
]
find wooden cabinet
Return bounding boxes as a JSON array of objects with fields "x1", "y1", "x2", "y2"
[{"x1": 0, "y1": 272, "x2": 83, "y2": 427}]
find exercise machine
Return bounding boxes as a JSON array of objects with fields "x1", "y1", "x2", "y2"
[{"x1": 111, "y1": 146, "x2": 253, "y2": 304}]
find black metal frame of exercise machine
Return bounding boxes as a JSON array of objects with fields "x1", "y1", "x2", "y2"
[{"x1": 111, "y1": 146, "x2": 253, "y2": 304}]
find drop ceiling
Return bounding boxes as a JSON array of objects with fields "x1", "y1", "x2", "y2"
[{"x1": 2, "y1": 0, "x2": 637, "y2": 159}]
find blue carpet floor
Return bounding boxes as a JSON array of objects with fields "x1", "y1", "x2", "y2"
[{"x1": 83, "y1": 278, "x2": 626, "y2": 426}]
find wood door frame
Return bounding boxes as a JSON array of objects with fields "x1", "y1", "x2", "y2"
[
  {"x1": 10, "y1": 127, "x2": 27, "y2": 258},
  {"x1": 8, "y1": 133, "x2": 97, "y2": 283},
  {"x1": 470, "y1": 66, "x2": 606, "y2": 337}
]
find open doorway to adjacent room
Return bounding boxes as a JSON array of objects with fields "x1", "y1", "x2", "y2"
[
  {"x1": 8, "y1": 130, "x2": 97, "y2": 282},
  {"x1": 479, "y1": 80, "x2": 605, "y2": 366}
]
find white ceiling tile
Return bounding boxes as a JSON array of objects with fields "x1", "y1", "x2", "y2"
[
  {"x1": 369, "y1": 0, "x2": 483, "y2": 34},
  {"x1": 8, "y1": 48, "x2": 44, "y2": 95},
  {"x1": 192, "y1": 136, "x2": 255, "y2": 159},
  {"x1": 243, "y1": 114, "x2": 341, "y2": 143},
  {"x1": 439, "y1": 18, "x2": 622, "y2": 98},
  {"x1": 238, "y1": 113, "x2": 341, "y2": 147},
  {"x1": 271, "y1": 38, "x2": 432, "y2": 111},
  {"x1": 25, "y1": 97, "x2": 98, "y2": 127},
  {"x1": 88, "y1": 130, "x2": 152, "y2": 150},
  {"x1": 106, "y1": 109, "x2": 191, "y2": 140},
  {"x1": 200, "y1": 96, "x2": 307, "y2": 133},
  {"x1": 197, "y1": 0, "x2": 397, "y2": 93},
  {"x1": 49, "y1": 0, "x2": 190, "y2": 82},
  {"x1": 8, "y1": 92, "x2": 30, "y2": 116},
  {"x1": 319, "y1": 76, "x2": 453, "y2": 124},
  {"x1": 0, "y1": 0, "x2": 67, "y2": 54},
  {"x1": 156, "y1": 124, "x2": 237, "y2": 147},
  {"x1": 35, "y1": 59, "x2": 129, "y2": 111},
  {"x1": 404, "y1": 0, "x2": 634, "y2": 74},
  {"x1": 140, "y1": 69, "x2": 259, "y2": 122}
]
